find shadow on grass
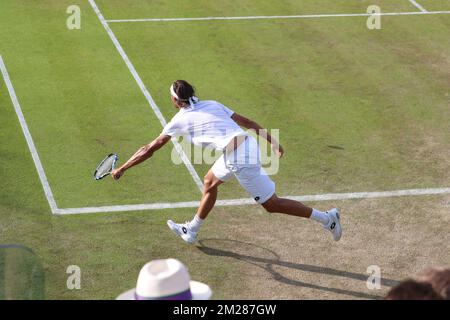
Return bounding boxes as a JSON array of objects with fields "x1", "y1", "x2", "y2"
[
  {"x1": 327, "y1": 145, "x2": 345, "y2": 150},
  {"x1": 196, "y1": 238, "x2": 399, "y2": 300}
]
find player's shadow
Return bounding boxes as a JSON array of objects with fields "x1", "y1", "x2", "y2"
[{"x1": 196, "y1": 238, "x2": 399, "y2": 300}]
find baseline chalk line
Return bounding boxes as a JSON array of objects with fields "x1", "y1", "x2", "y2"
[
  {"x1": 106, "y1": 10, "x2": 450, "y2": 23},
  {"x1": 54, "y1": 187, "x2": 450, "y2": 215}
]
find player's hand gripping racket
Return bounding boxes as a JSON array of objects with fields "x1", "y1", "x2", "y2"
[{"x1": 94, "y1": 153, "x2": 118, "y2": 180}]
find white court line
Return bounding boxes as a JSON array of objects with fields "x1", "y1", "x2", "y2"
[
  {"x1": 88, "y1": 0, "x2": 204, "y2": 193},
  {"x1": 408, "y1": 0, "x2": 428, "y2": 13},
  {"x1": 0, "y1": 55, "x2": 58, "y2": 214},
  {"x1": 106, "y1": 10, "x2": 450, "y2": 23},
  {"x1": 54, "y1": 187, "x2": 450, "y2": 215}
]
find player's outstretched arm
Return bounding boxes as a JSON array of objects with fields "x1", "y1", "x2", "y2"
[
  {"x1": 111, "y1": 134, "x2": 172, "y2": 180},
  {"x1": 231, "y1": 113, "x2": 284, "y2": 158}
]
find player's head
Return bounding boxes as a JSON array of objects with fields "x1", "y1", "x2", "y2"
[{"x1": 170, "y1": 80, "x2": 197, "y2": 108}]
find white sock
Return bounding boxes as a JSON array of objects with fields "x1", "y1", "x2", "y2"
[
  {"x1": 189, "y1": 215, "x2": 204, "y2": 232},
  {"x1": 311, "y1": 209, "x2": 330, "y2": 225}
]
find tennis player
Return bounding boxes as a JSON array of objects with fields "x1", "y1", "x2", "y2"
[{"x1": 111, "y1": 80, "x2": 342, "y2": 244}]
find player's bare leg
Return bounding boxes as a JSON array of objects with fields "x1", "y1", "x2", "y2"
[
  {"x1": 167, "y1": 169, "x2": 223, "y2": 244},
  {"x1": 262, "y1": 194, "x2": 313, "y2": 218},
  {"x1": 196, "y1": 170, "x2": 224, "y2": 219},
  {"x1": 262, "y1": 194, "x2": 342, "y2": 241}
]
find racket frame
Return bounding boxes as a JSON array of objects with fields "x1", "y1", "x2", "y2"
[{"x1": 94, "y1": 153, "x2": 118, "y2": 180}]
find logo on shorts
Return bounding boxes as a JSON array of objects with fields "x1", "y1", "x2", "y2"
[{"x1": 254, "y1": 196, "x2": 260, "y2": 201}]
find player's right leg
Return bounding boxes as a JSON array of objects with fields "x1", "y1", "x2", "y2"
[{"x1": 167, "y1": 156, "x2": 232, "y2": 244}]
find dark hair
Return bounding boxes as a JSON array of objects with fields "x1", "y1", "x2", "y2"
[
  {"x1": 385, "y1": 279, "x2": 443, "y2": 300},
  {"x1": 172, "y1": 80, "x2": 196, "y2": 102},
  {"x1": 417, "y1": 268, "x2": 450, "y2": 299}
]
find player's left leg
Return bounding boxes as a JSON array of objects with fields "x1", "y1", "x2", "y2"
[
  {"x1": 235, "y1": 165, "x2": 342, "y2": 241},
  {"x1": 261, "y1": 194, "x2": 312, "y2": 218},
  {"x1": 261, "y1": 194, "x2": 342, "y2": 241}
]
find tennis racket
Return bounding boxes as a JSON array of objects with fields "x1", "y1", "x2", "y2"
[{"x1": 94, "y1": 153, "x2": 118, "y2": 180}]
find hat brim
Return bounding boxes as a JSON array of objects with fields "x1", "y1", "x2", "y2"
[
  {"x1": 116, "y1": 280, "x2": 212, "y2": 300},
  {"x1": 116, "y1": 288, "x2": 136, "y2": 300}
]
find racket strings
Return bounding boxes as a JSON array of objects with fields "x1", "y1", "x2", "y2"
[{"x1": 94, "y1": 154, "x2": 118, "y2": 180}]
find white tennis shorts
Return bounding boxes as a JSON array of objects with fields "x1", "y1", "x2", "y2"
[{"x1": 211, "y1": 136, "x2": 275, "y2": 204}]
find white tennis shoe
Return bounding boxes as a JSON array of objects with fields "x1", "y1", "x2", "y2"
[
  {"x1": 167, "y1": 220, "x2": 198, "y2": 244},
  {"x1": 323, "y1": 208, "x2": 342, "y2": 241}
]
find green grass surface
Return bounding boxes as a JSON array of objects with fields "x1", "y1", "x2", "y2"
[
  {"x1": 0, "y1": 0, "x2": 449, "y2": 299},
  {"x1": 419, "y1": 0, "x2": 450, "y2": 11},
  {"x1": 96, "y1": 0, "x2": 414, "y2": 18}
]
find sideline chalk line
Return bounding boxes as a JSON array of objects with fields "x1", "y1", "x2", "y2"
[
  {"x1": 0, "y1": 55, "x2": 58, "y2": 214},
  {"x1": 408, "y1": 0, "x2": 428, "y2": 13},
  {"x1": 89, "y1": 0, "x2": 204, "y2": 193}
]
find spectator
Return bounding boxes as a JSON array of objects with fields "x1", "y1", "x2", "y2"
[
  {"x1": 117, "y1": 258, "x2": 212, "y2": 300},
  {"x1": 385, "y1": 279, "x2": 442, "y2": 300},
  {"x1": 416, "y1": 267, "x2": 450, "y2": 300}
]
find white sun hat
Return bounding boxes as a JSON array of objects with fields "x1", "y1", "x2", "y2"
[{"x1": 116, "y1": 258, "x2": 212, "y2": 300}]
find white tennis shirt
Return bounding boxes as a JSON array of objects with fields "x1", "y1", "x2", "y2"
[{"x1": 161, "y1": 100, "x2": 247, "y2": 151}]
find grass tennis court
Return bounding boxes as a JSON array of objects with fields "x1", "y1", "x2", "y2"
[{"x1": 0, "y1": 0, "x2": 449, "y2": 299}]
